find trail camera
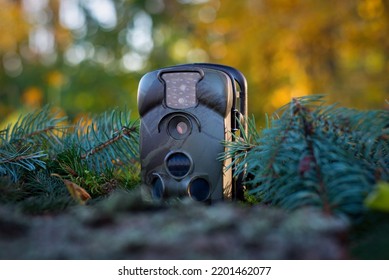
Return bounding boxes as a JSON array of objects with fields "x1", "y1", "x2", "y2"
[{"x1": 137, "y1": 63, "x2": 247, "y2": 202}]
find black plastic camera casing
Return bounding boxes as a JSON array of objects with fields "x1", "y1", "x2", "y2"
[{"x1": 137, "y1": 63, "x2": 247, "y2": 202}]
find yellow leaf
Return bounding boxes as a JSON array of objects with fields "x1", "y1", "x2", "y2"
[
  {"x1": 52, "y1": 174, "x2": 91, "y2": 205},
  {"x1": 63, "y1": 179, "x2": 91, "y2": 205},
  {"x1": 365, "y1": 182, "x2": 389, "y2": 212}
]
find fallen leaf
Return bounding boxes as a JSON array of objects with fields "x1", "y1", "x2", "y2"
[{"x1": 51, "y1": 173, "x2": 91, "y2": 205}]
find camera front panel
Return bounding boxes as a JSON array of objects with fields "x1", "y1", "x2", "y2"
[{"x1": 138, "y1": 65, "x2": 235, "y2": 201}]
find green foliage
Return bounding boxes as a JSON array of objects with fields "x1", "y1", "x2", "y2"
[
  {"x1": 68, "y1": 109, "x2": 139, "y2": 174},
  {"x1": 0, "y1": 107, "x2": 140, "y2": 213},
  {"x1": 223, "y1": 95, "x2": 389, "y2": 220},
  {"x1": 20, "y1": 171, "x2": 75, "y2": 214},
  {"x1": 0, "y1": 106, "x2": 65, "y2": 181},
  {"x1": 243, "y1": 190, "x2": 262, "y2": 206},
  {"x1": 365, "y1": 182, "x2": 389, "y2": 212},
  {"x1": 1, "y1": 98, "x2": 387, "y2": 221}
]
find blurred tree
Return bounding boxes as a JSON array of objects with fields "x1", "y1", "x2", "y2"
[
  {"x1": 0, "y1": 0, "x2": 388, "y2": 126},
  {"x1": 188, "y1": 0, "x2": 389, "y2": 119}
]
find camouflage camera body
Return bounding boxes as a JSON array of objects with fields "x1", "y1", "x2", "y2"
[{"x1": 137, "y1": 63, "x2": 247, "y2": 202}]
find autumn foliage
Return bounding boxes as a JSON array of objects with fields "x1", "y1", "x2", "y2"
[{"x1": 0, "y1": 0, "x2": 388, "y2": 127}]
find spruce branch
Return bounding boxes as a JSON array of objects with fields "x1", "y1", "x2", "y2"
[
  {"x1": 80, "y1": 126, "x2": 137, "y2": 160},
  {"x1": 0, "y1": 145, "x2": 46, "y2": 182},
  {"x1": 66, "y1": 108, "x2": 139, "y2": 174},
  {"x1": 18, "y1": 170, "x2": 76, "y2": 214},
  {"x1": 2, "y1": 106, "x2": 67, "y2": 157},
  {"x1": 292, "y1": 98, "x2": 332, "y2": 215},
  {"x1": 0, "y1": 106, "x2": 141, "y2": 214},
  {"x1": 220, "y1": 115, "x2": 258, "y2": 176},
  {"x1": 222, "y1": 95, "x2": 387, "y2": 220},
  {"x1": 0, "y1": 106, "x2": 68, "y2": 181}
]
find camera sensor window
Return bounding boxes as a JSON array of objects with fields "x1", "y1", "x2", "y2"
[
  {"x1": 151, "y1": 174, "x2": 165, "y2": 200},
  {"x1": 188, "y1": 177, "x2": 210, "y2": 201},
  {"x1": 162, "y1": 72, "x2": 201, "y2": 109},
  {"x1": 165, "y1": 152, "x2": 192, "y2": 179}
]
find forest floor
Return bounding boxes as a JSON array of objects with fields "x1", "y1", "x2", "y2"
[{"x1": 0, "y1": 189, "x2": 387, "y2": 260}]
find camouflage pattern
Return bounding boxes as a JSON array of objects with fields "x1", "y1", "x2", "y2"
[{"x1": 137, "y1": 64, "x2": 243, "y2": 201}]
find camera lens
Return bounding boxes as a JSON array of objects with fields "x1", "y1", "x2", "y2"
[
  {"x1": 176, "y1": 121, "x2": 188, "y2": 135},
  {"x1": 168, "y1": 115, "x2": 191, "y2": 139},
  {"x1": 165, "y1": 152, "x2": 192, "y2": 178},
  {"x1": 151, "y1": 175, "x2": 164, "y2": 200},
  {"x1": 188, "y1": 178, "x2": 210, "y2": 201}
]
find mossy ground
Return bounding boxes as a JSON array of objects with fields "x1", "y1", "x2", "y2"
[{"x1": 0, "y1": 189, "x2": 353, "y2": 260}]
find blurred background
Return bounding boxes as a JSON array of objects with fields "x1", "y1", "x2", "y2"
[{"x1": 1, "y1": 0, "x2": 388, "y2": 127}]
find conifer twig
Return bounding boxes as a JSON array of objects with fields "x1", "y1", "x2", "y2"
[
  {"x1": 0, "y1": 153, "x2": 44, "y2": 165},
  {"x1": 295, "y1": 99, "x2": 331, "y2": 215},
  {"x1": 80, "y1": 126, "x2": 137, "y2": 160},
  {"x1": 22, "y1": 126, "x2": 56, "y2": 138}
]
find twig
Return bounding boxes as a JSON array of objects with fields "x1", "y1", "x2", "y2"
[{"x1": 80, "y1": 126, "x2": 137, "y2": 160}]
